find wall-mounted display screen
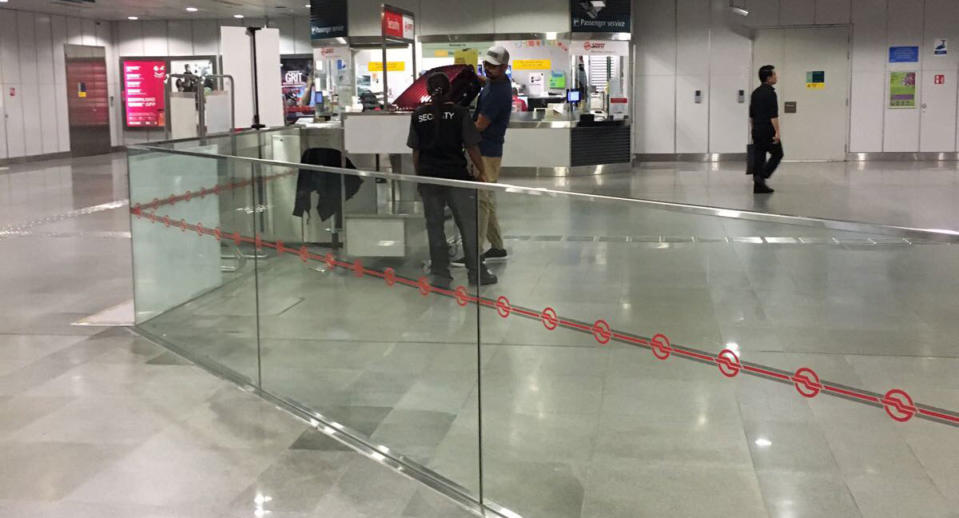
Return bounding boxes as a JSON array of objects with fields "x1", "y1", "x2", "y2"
[
  {"x1": 170, "y1": 58, "x2": 215, "y2": 93},
  {"x1": 123, "y1": 59, "x2": 166, "y2": 128},
  {"x1": 281, "y1": 57, "x2": 315, "y2": 123}
]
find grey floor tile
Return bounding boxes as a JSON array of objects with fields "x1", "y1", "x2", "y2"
[
  {"x1": 756, "y1": 470, "x2": 862, "y2": 518},
  {"x1": 581, "y1": 461, "x2": 767, "y2": 518},
  {"x1": 0, "y1": 442, "x2": 130, "y2": 501},
  {"x1": 744, "y1": 420, "x2": 841, "y2": 474}
]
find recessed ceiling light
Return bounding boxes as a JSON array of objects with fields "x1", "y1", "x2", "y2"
[
  {"x1": 186, "y1": 7, "x2": 198, "y2": 12},
  {"x1": 128, "y1": 16, "x2": 139, "y2": 20},
  {"x1": 234, "y1": 14, "x2": 244, "y2": 19},
  {"x1": 305, "y1": 4, "x2": 311, "y2": 7}
]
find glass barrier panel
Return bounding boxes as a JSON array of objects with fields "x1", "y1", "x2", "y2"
[
  {"x1": 251, "y1": 161, "x2": 484, "y2": 498},
  {"x1": 129, "y1": 148, "x2": 261, "y2": 385},
  {"x1": 477, "y1": 188, "x2": 959, "y2": 517}
]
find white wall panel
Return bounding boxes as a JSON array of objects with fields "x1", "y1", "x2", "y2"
[
  {"x1": 18, "y1": 11, "x2": 42, "y2": 157},
  {"x1": 117, "y1": 21, "x2": 144, "y2": 57},
  {"x1": 886, "y1": 0, "x2": 923, "y2": 47},
  {"x1": 219, "y1": 18, "x2": 243, "y2": 28},
  {"x1": 275, "y1": 17, "x2": 296, "y2": 55},
  {"x1": 420, "y1": 0, "x2": 494, "y2": 35},
  {"x1": 52, "y1": 15, "x2": 70, "y2": 153},
  {"x1": 745, "y1": 0, "x2": 779, "y2": 27},
  {"x1": 81, "y1": 19, "x2": 97, "y2": 46},
  {"x1": 97, "y1": 21, "x2": 119, "y2": 147},
  {"x1": 142, "y1": 21, "x2": 169, "y2": 56},
  {"x1": 37, "y1": 83, "x2": 59, "y2": 154},
  {"x1": 35, "y1": 15, "x2": 58, "y2": 153},
  {"x1": 167, "y1": 20, "x2": 193, "y2": 56},
  {"x1": 636, "y1": 0, "x2": 676, "y2": 76},
  {"x1": 780, "y1": 0, "x2": 815, "y2": 25},
  {"x1": 677, "y1": 0, "x2": 710, "y2": 77},
  {"x1": 17, "y1": 11, "x2": 38, "y2": 85},
  {"x1": 0, "y1": 9, "x2": 23, "y2": 158},
  {"x1": 884, "y1": 0, "x2": 923, "y2": 152},
  {"x1": 708, "y1": 15, "x2": 751, "y2": 77},
  {"x1": 676, "y1": 74, "x2": 709, "y2": 152},
  {"x1": 636, "y1": 75, "x2": 676, "y2": 153},
  {"x1": 815, "y1": 0, "x2": 850, "y2": 24},
  {"x1": 0, "y1": 9, "x2": 22, "y2": 84},
  {"x1": 293, "y1": 16, "x2": 311, "y2": 54},
  {"x1": 849, "y1": 72, "x2": 884, "y2": 151},
  {"x1": 922, "y1": 0, "x2": 959, "y2": 71},
  {"x1": 494, "y1": 0, "x2": 569, "y2": 33},
  {"x1": 851, "y1": 0, "x2": 886, "y2": 72},
  {"x1": 66, "y1": 18, "x2": 83, "y2": 45},
  {"x1": 709, "y1": 73, "x2": 749, "y2": 153},
  {"x1": 192, "y1": 20, "x2": 219, "y2": 55}
]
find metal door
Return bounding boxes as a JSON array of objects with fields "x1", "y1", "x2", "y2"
[
  {"x1": 64, "y1": 44, "x2": 111, "y2": 156},
  {"x1": 920, "y1": 70, "x2": 958, "y2": 152},
  {"x1": 753, "y1": 27, "x2": 850, "y2": 161}
]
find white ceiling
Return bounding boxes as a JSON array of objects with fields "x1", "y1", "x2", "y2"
[{"x1": 0, "y1": 0, "x2": 312, "y2": 20}]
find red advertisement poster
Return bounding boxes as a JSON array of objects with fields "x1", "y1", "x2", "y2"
[{"x1": 124, "y1": 60, "x2": 166, "y2": 128}]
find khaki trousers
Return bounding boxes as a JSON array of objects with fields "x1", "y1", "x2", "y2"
[{"x1": 478, "y1": 156, "x2": 504, "y2": 250}]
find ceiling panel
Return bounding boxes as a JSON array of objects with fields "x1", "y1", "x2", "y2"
[{"x1": 0, "y1": 0, "x2": 313, "y2": 21}]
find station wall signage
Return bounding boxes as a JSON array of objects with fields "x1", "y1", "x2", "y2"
[
  {"x1": 571, "y1": 0, "x2": 631, "y2": 33},
  {"x1": 310, "y1": 0, "x2": 348, "y2": 40}
]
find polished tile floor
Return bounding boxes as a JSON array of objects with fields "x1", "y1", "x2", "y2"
[
  {"x1": 4, "y1": 154, "x2": 959, "y2": 518},
  {"x1": 0, "y1": 154, "x2": 475, "y2": 518},
  {"x1": 135, "y1": 156, "x2": 959, "y2": 518}
]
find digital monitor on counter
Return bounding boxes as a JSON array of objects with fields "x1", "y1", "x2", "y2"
[{"x1": 567, "y1": 90, "x2": 581, "y2": 103}]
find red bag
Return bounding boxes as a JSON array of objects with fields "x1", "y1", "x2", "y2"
[{"x1": 392, "y1": 65, "x2": 483, "y2": 111}]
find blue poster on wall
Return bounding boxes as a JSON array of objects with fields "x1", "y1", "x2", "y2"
[{"x1": 889, "y1": 46, "x2": 920, "y2": 63}]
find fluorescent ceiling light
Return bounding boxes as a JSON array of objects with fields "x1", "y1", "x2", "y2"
[
  {"x1": 234, "y1": 14, "x2": 244, "y2": 19},
  {"x1": 128, "y1": 16, "x2": 138, "y2": 20},
  {"x1": 186, "y1": 7, "x2": 198, "y2": 12},
  {"x1": 729, "y1": 0, "x2": 749, "y2": 16}
]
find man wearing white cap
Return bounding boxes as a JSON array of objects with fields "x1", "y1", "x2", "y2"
[{"x1": 454, "y1": 46, "x2": 512, "y2": 267}]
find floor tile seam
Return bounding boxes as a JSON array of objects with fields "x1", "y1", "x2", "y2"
[
  {"x1": 0, "y1": 200, "x2": 128, "y2": 233},
  {"x1": 735, "y1": 375, "x2": 776, "y2": 518},
  {"x1": 896, "y1": 432, "x2": 954, "y2": 503}
]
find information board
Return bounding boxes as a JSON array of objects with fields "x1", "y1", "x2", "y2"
[{"x1": 123, "y1": 60, "x2": 166, "y2": 128}]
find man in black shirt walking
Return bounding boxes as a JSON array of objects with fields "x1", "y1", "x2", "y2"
[
  {"x1": 408, "y1": 73, "x2": 498, "y2": 288},
  {"x1": 749, "y1": 65, "x2": 784, "y2": 194}
]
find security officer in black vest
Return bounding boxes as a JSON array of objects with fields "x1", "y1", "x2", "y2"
[
  {"x1": 407, "y1": 72, "x2": 498, "y2": 288},
  {"x1": 750, "y1": 65, "x2": 784, "y2": 194}
]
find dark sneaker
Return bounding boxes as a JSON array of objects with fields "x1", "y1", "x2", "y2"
[
  {"x1": 481, "y1": 248, "x2": 508, "y2": 262},
  {"x1": 451, "y1": 257, "x2": 467, "y2": 269},
  {"x1": 468, "y1": 268, "x2": 498, "y2": 286},
  {"x1": 429, "y1": 274, "x2": 453, "y2": 290},
  {"x1": 753, "y1": 182, "x2": 775, "y2": 194}
]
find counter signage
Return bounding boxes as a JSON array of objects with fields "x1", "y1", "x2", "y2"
[
  {"x1": 382, "y1": 5, "x2": 414, "y2": 42},
  {"x1": 310, "y1": 0, "x2": 348, "y2": 40},
  {"x1": 368, "y1": 61, "x2": 406, "y2": 72},
  {"x1": 513, "y1": 59, "x2": 552, "y2": 71},
  {"x1": 581, "y1": 40, "x2": 629, "y2": 56},
  {"x1": 123, "y1": 59, "x2": 166, "y2": 128},
  {"x1": 571, "y1": 0, "x2": 630, "y2": 33}
]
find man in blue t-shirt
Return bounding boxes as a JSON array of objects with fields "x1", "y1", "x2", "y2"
[{"x1": 454, "y1": 46, "x2": 513, "y2": 267}]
